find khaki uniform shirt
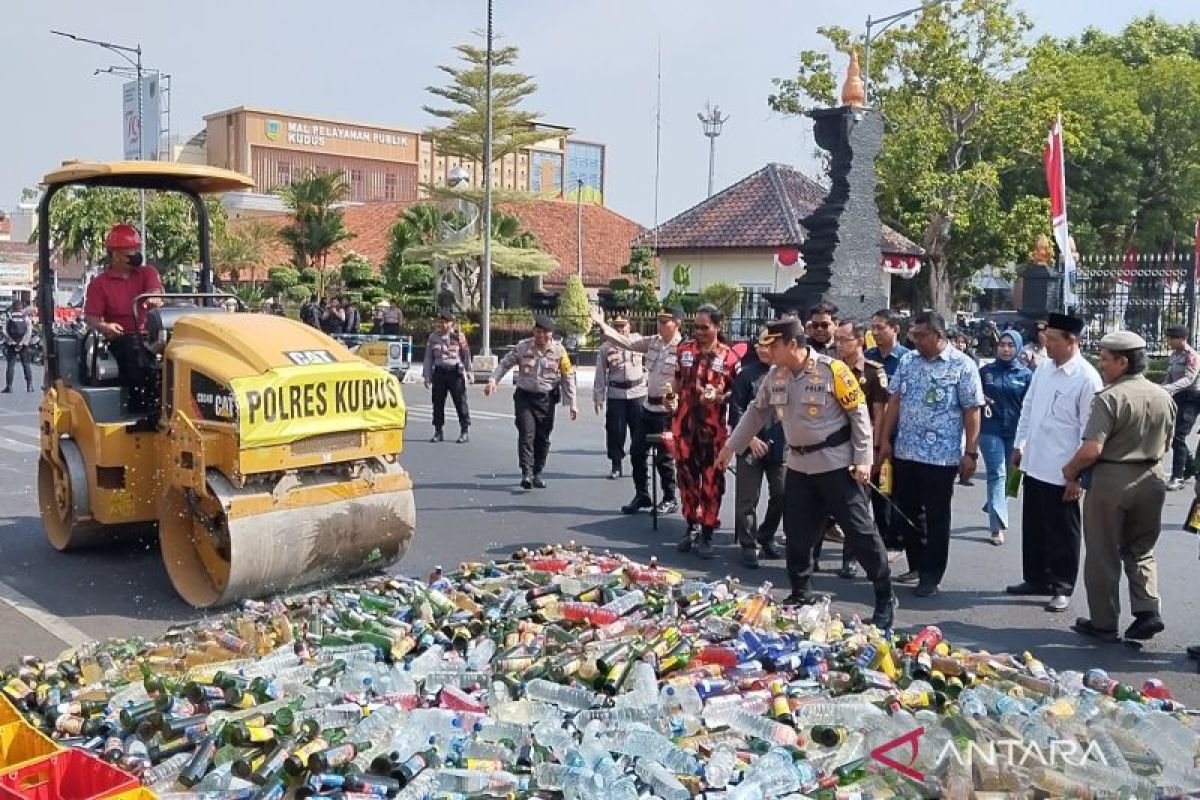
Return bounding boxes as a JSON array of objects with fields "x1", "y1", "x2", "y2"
[
  {"x1": 848, "y1": 356, "x2": 890, "y2": 425},
  {"x1": 1083, "y1": 374, "x2": 1175, "y2": 475},
  {"x1": 1162, "y1": 345, "x2": 1200, "y2": 396},
  {"x1": 728, "y1": 352, "x2": 874, "y2": 474},
  {"x1": 423, "y1": 329, "x2": 471, "y2": 380},
  {"x1": 594, "y1": 340, "x2": 647, "y2": 403},
  {"x1": 491, "y1": 337, "x2": 577, "y2": 407},
  {"x1": 602, "y1": 327, "x2": 682, "y2": 411}
]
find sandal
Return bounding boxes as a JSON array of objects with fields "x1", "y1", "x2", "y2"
[{"x1": 990, "y1": 530, "x2": 1005, "y2": 546}]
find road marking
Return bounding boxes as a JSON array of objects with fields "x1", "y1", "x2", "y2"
[
  {"x1": 2, "y1": 425, "x2": 40, "y2": 441},
  {"x1": 0, "y1": 436, "x2": 37, "y2": 453},
  {"x1": 0, "y1": 580, "x2": 92, "y2": 648},
  {"x1": 407, "y1": 405, "x2": 513, "y2": 421}
]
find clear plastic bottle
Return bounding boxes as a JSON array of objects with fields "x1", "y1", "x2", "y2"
[
  {"x1": 353, "y1": 703, "x2": 404, "y2": 740},
  {"x1": 309, "y1": 702, "x2": 363, "y2": 729},
  {"x1": 660, "y1": 683, "x2": 703, "y2": 717},
  {"x1": 722, "y1": 707, "x2": 799, "y2": 746},
  {"x1": 742, "y1": 746, "x2": 800, "y2": 795},
  {"x1": 610, "y1": 728, "x2": 698, "y2": 774},
  {"x1": 704, "y1": 746, "x2": 736, "y2": 788},
  {"x1": 477, "y1": 718, "x2": 530, "y2": 745},
  {"x1": 432, "y1": 768, "x2": 527, "y2": 796},
  {"x1": 108, "y1": 681, "x2": 151, "y2": 710},
  {"x1": 143, "y1": 751, "x2": 191, "y2": 791},
  {"x1": 613, "y1": 661, "x2": 659, "y2": 709},
  {"x1": 791, "y1": 701, "x2": 885, "y2": 727},
  {"x1": 525, "y1": 678, "x2": 596, "y2": 711},
  {"x1": 633, "y1": 758, "x2": 691, "y2": 800},
  {"x1": 424, "y1": 669, "x2": 489, "y2": 692},
  {"x1": 466, "y1": 638, "x2": 497, "y2": 671},
  {"x1": 601, "y1": 589, "x2": 645, "y2": 616}
]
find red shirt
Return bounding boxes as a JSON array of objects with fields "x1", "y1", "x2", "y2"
[{"x1": 83, "y1": 266, "x2": 163, "y2": 333}]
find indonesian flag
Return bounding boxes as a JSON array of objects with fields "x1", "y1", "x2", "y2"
[
  {"x1": 1044, "y1": 115, "x2": 1077, "y2": 308},
  {"x1": 774, "y1": 246, "x2": 802, "y2": 270}
]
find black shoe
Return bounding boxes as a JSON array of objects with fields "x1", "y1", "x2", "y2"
[
  {"x1": 1187, "y1": 644, "x2": 1200, "y2": 660},
  {"x1": 1044, "y1": 594, "x2": 1070, "y2": 613},
  {"x1": 676, "y1": 526, "x2": 697, "y2": 553},
  {"x1": 1124, "y1": 613, "x2": 1165, "y2": 641},
  {"x1": 781, "y1": 590, "x2": 818, "y2": 606},
  {"x1": 1072, "y1": 617, "x2": 1119, "y2": 643},
  {"x1": 695, "y1": 528, "x2": 715, "y2": 560},
  {"x1": 759, "y1": 540, "x2": 782, "y2": 560},
  {"x1": 914, "y1": 583, "x2": 939, "y2": 598},
  {"x1": 656, "y1": 498, "x2": 678, "y2": 515},
  {"x1": 531, "y1": 475, "x2": 547, "y2": 489},
  {"x1": 1005, "y1": 581, "x2": 1052, "y2": 596},
  {"x1": 837, "y1": 563, "x2": 860, "y2": 580},
  {"x1": 871, "y1": 592, "x2": 898, "y2": 629},
  {"x1": 621, "y1": 494, "x2": 654, "y2": 514},
  {"x1": 520, "y1": 475, "x2": 533, "y2": 490},
  {"x1": 741, "y1": 547, "x2": 759, "y2": 568},
  {"x1": 0, "y1": 388, "x2": 10, "y2": 394},
  {"x1": 607, "y1": 462, "x2": 622, "y2": 480},
  {"x1": 430, "y1": 429, "x2": 444, "y2": 443},
  {"x1": 456, "y1": 430, "x2": 470, "y2": 443},
  {"x1": 26, "y1": 385, "x2": 33, "y2": 392},
  {"x1": 894, "y1": 570, "x2": 919, "y2": 584}
]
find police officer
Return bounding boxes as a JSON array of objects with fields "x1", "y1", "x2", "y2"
[
  {"x1": 1161, "y1": 324, "x2": 1200, "y2": 489},
  {"x1": 423, "y1": 310, "x2": 472, "y2": 444},
  {"x1": 2, "y1": 299, "x2": 34, "y2": 393},
  {"x1": 593, "y1": 314, "x2": 646, "y2": 479},
  {"x1": 486, "y1": 315, "x2": 578, "y2": 489},
  {"x1": 719, "y1": 318, "x2": 896, "y2": 627},
  {"x1": 590, "y1": 304, "x2": 683, "y2": 515},
  {"x1": 1062, "y1": 331, "x2": 1174, "y2": 643}
]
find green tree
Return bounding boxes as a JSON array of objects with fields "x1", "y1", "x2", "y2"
[
  {"x1": 424, "y1": 35, "x2": 558, "y2": 169},
  {"x1": 267, "y1": 266, "x2": 300, "y2": 296},
  {"x1": 277, "y1": 170, "x2": 354, "y2": 297},
  {"x1": 214, "y1": 219, "x2": 274, "y2": 286},
  {"x1": 769, "y1": 0, "x2": 1044, "y2": 314},
  {"x1": 698, "y1": 282, "x2": 742, "y2": 320},
  {"x1": 47, "y1": 187, "x2": 137, "y2": 266},
  {"x1": 340, "y1": 251, "x2": 375, "y2": 288},
  {"x1": 556, "y1": 275, "x2": 591, "y2": 339}
]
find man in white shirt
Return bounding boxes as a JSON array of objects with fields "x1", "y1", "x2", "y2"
[{"x1": 1008, "y1": 313, "x2": 1103, "y2": 612}]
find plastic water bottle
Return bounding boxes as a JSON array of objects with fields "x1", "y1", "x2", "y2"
[
  {"x1": 742, "y1": 746, "x2": 800, "y2": 794},
  {"x1": 525, "y1": 678, "x2": 596, "y2": 710},
  {"x1": 310, "y1": 702, "x2": 363, "y2": 729},
  {"x1": 633, "y1": 758, "x2": 690, "y2": 800},
  {"x1": 792, "y1": 701, "x2": 884, "y2": 727},
  {"x1": 704, "y1": 746, "x2": 736, "y2": 788},
  {"x1": 660, "y1": 683, "x2": 702, "y2": 716},
  {"x1": 353, "y1": 703, "x2": 404, "y2": 740},
  {"x1": 611, "y1": 728, "x2": 698, "y2": 774},
  {"x1": 143, "y1": 751, "x2": 191, "y2": 790},
  {"x1": 722, "y1": 707, "x2": 799, "y2": 746},
  {"x1": 601, "y1": 589, "x2": 645, "y2": 616},
  {"x1": 466, "y1": 638, "x2": 497, "y2": 671},
  {"x1": 432, "y1": 768, "x2": 527, "y2": 795},
  {"x1": 613, "y1": 661, "x2": 658, "y2": 709}
]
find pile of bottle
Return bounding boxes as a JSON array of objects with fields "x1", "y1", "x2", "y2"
[{"x1": 3, "y1": 544, "x2": 1199, "y2": 798}]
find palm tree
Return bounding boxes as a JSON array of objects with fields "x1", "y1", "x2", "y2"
[{"x1": 278, "y1": 171, "x2": 354, "y2": 298}]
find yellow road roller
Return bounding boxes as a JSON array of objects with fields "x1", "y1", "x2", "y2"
[{"x1": 35, "y1": 161, "x2": 416, "y2": 607}]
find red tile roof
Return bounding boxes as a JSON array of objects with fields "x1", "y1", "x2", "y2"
[
  {"x1": 235, "y1": 199, "x2": 643, "y2": 288},
  {"x1": 633, "y1": 163, "x2": 922, "y2": 256}
]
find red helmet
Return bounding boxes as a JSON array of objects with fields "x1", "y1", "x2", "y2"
[{"x1": 104, "y1": 224, "x2": 142, "y2": 250}]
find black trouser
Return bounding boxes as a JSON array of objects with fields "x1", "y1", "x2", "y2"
[
  {"x1": 514, "y1": 388, "x2": 556, "y2": 476},
  {"x1": 4, "y1": 345, "x2": 31, "y2": 390},
  {"x1": 108, "y1": 335, "x2": 152, "y2": 412},
  {"x1": 605, "y1": 397, "x2": 642, "y2": 466},
  {"x1": 381, "y1": 322, "x2": 401, "y2": 336},
  {"x1": 892, "y1": 458, "x2": 957, "y2": 586},
  {"x1": 1021, "y1": 475, "x2": 1081, "y2": 595},
  {"x1": 735, "y1": 453, "x2": 784, "y2": 548},
  {"x1": 783, "y1": 468, "x2": 890, "y2": 593},
  {"x1": 1171, "y1": 396, "x2": 1199, "y2": 479},
  {"x1": 631, "y1": 407, "x2": 676, "y2": 500},
  {"x1": 431, "y1": 367, "x2": 470, "y2": 432}
]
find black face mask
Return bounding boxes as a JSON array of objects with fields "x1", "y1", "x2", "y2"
[{"x1": 127, "y1": 252, "x2": 144, "y2": 267}]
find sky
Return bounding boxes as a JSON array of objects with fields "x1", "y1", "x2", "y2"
[{"x1": 1, "y1": 0, "x2": 1196, "y2": 228}]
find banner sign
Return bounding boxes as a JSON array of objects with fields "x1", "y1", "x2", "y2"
[
  {"x1": 230, "y1": 362, "x2": 405, "y2": 448},
  {"x1": 122, "y1": 75, "x2": 161, "y2": 161}
]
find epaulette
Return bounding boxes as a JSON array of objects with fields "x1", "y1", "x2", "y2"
[{"x1": 865, "y1": 359, "x2": 884, "y2": 369}]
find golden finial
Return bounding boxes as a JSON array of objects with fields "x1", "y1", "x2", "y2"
[
  {"x1": 1032, "y1": 234, "x2": 1054, "y2": 265},
  {"x1": 841, "y1": 48, "x2": 867, "y2": 108}
]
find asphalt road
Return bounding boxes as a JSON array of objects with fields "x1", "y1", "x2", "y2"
[{"x1": 1, "y1": 381, "x2": 1198, "y2": 704}]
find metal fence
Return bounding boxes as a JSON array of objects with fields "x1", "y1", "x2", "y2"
[{"x1": 1073, "y1": 250, "x2": 1195, "y2": 355}]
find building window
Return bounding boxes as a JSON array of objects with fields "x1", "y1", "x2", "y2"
[
  {"x1": 734, "y1": 285, "x2": 772, "y2": 338},
  {"x1": 349, "y1": 169, "x2": 363, "y2": 199},
  {"x1": 385, "y1": 173, "x2": 398, "y2": 200},
  {"x1": 277, "y1": 160, "x2": 291, "y2": 186}
]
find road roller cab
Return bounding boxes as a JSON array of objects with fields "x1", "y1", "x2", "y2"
[{"x1": 35, "y1": 161, "x2": 416, "y2": 607}]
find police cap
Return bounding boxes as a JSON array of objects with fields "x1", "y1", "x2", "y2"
[
  {"x1": 758, "y1": 317, "x2": 802, "y2": 346},
  {"x1": 533, "y1": 314, "x2": 555, "y2": 333},
  {"x1": 658, "y1": 304, "x2": 684, "y2": 320},
  {"x1": 1099, "y1": 330, "x2": 1147, "y2": 351},
  {"x1": 1165, "y1": 324, "x2": 1188, "y2": 339},
  {"x1": 1046, "y1": 312, "x2": 1085, "y2": 336}
]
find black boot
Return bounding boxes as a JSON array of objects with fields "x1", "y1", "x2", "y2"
[
  {"x1": 430, "y1": 429, "x2": 444, "y2": 443},
  {"x1": 871, "y1": 584, "x2": 898, "y2": 629},
  {"x1": 456, "y1": 429, "x2": 470, "y2": 443},
  {"x1": 695, "y1": 527, "x2": 715, "y2": 560},
  {"x1": 608, "y1": 461, "x2": 622, "y2": 480},
  {"x1": 677, "y1": 524, "x2": 697, "y2": 553},
  {"x1": 621, "y1": 493, "x2": 654, "y2": 514},
  {"x1": 519, "y1": 474, "x2": 533, "y2": 490},
  {"x1": 0, "y1": 387, "x2": 10, "y2": 394}
]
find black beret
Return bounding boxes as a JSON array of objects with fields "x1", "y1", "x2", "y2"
[
  {"x1": 1165, "y1": 324, "x2": 1188, "y2": 339},
  {"x1": 1046, "y1": 312, "x2": 1084, "y2": 336},
  {"x1": 533, "y1": 314, "x2": 555, "y2": 332}
]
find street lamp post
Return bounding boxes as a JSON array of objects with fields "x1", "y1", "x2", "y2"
[
  {"x1": 52, "y1": 29, "x2": 147, "y2": 249},
  {"x1": 863, "y1": 0, "x2": 951, "y2": 99},
  {"x1": 697, "y1": 104, "x2": 729, "y2": 198},
  {"x1": 480, "y1": 0, "x2": 495, "y2": 358}
]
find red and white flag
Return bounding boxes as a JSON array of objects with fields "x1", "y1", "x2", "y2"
[{"x1": 1044, "y1": 115, "x2": 1077, "y2": 308}]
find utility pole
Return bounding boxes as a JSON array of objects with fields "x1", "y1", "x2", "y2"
[
  {"x1": 697, "y1": 103, "x2": 729, "y2": 198},
  {"x1": 480, "y1": 0, "x2": 495, "y2": 357}
]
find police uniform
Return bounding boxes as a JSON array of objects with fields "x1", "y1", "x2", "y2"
[
  {"x1": 598, "y1": 308, "x2": 683, "y2": 513},
  {"x1": 727, "y1": 320, "x2": 894, "y2": 625},
  {"x1": 423, "y1": 312, "x2": 472, "y2": 442},
  {"x1": 1077, "y1": 331, "x2": 1175, "y2": 639},
  {"x1": 3, "y1": 306, "x2": 34, "y2": 393},
  {"x1": 593, "y1": 318, "x2": 647, "y2": 478},
  {"x1": 1161, "y1": 325, "x2": 1200, "y2": 483},
  {"x1": 490, "y1": 317, "x2": 577, "y2": 485}
]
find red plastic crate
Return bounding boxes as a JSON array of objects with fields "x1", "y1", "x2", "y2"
[{"x1": 0, "y1": 750, "x2": 137, "y2": 800}]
